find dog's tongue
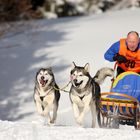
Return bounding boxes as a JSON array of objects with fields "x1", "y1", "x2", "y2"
[{"x1": 40, "y1": 79, "x2": 46, "y2": 86}]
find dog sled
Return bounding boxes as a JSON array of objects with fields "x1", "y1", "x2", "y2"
[{"x1": 100, "y1": 68, "x2": 140, "y2": 129}]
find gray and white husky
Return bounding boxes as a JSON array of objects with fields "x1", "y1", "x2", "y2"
[
  {"x1": 69, "y1": 62, "x2": 114, "y2": 128},
  {"x1": 34, "y1": 68, "x2": 60, "y2": 125}
]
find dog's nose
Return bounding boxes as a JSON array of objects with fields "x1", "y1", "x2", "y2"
[
  {"x1": 73, "y1": 79, "x2": 77, "y2": 83},
  {"x1": 41, "y1": 76, "x2": 44, "y2": 80}
]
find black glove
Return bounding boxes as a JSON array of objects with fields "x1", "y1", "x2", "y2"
[{"x1": 113, "y1": 54, "x2": 128, "y2": 64}]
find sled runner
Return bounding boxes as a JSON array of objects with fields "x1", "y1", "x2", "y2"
[{"x1": 101, "y1": 71, "x2": 140, "y2": 129}]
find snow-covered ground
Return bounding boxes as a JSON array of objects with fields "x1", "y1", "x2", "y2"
[{"x1": 0, "y1": 8, "x2": 140, "y2": 139}]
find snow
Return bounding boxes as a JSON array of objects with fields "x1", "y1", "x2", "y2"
[
  {"x1": 0, "y1": 8, "x2": 140, "y2": 139},
  {"x1": 0, "y1": 121, "x2": 140, "y2": 140}
]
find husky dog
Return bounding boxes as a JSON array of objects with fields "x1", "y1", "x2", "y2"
[
  {"x1": 69, "y1": 62, "x2": 114, "y2": 127},
  {"x1": 34, "y1": 67, "x2": 60, "y2": 125}
]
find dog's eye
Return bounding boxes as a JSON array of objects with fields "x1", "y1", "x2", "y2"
[{"x1": 79, "y1": 74, "x2": 83, "y2": 76}]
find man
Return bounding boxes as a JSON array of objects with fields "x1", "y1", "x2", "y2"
[{"x1": 104, "y1": 31, "x2": 140, "y2": 76}]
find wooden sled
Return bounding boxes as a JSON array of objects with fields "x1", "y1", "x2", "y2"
[
  {"x1": 100, "y1": 70, "x2": 140, "y2": 129},
  {"x1": 101, "y1": 92, "x2": 140, "y2": 129}
]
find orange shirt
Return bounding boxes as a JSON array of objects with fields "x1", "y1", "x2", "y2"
[{"x1": 118, "y1": 39, "x2": 140, "y2": 72}]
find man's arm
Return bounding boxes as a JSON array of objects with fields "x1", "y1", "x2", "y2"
[{"x1": 104, "y1": 41, "x2": 120, "y2": 62}]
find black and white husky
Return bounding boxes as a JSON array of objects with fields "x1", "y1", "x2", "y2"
[
  {"x1": 34, "y1": 68, "x2": 60, "y2": 125},
  {"x1": 69, "y1": 62, "x2": 114, "y2": 128}
]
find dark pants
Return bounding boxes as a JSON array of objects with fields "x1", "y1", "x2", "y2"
[
  {"x1": 116, "y1": 66, "x2": 140, "y2": 77},
  {"x1": 116, "y1": 67, "x2": 125, "y2": 77}
]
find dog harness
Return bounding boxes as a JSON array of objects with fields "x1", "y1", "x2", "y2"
[{"x1": 36, "y1": 87, "x2": 53, "y2": 101}]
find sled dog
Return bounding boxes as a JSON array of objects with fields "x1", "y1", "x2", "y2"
[
  {"x1": 69, "y1": 62, "x2": 114, "y2": 127},
  {"x1": 34, "y1": 67, "x2": 60, "y2": 125}
]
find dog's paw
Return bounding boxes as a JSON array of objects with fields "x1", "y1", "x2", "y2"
[
  {"x1": 47, "y1": 120, "x2": 56, "y2": 126},
  {"x1": 41, "y1": 113, "x2": 45, "y2": 116},
  {"x1": 76, "y1": 117, "x2": 83, "y2": 126},
  {"x1": 50, "y1": 119, "x2": 55, "y2": 124},
  {"x1": 37, "y1": 110, "x2": 44, "y2": 116},
  {"x1": 48, "y1": 122, "x2": 55, "y2": 126},
  {"x1": 41, "y1": 111, "x2": 48, "y2": 117}
]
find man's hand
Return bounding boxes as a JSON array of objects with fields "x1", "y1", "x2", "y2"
[{"x1": 113, "y1": 54, "x2": 128, "y2": 64}]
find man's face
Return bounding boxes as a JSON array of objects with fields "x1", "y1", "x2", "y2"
[{"x1": 126, "y1": 33, "x2": 139, "y2": 51}]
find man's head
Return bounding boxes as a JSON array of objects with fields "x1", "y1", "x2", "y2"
[{"x1": 126, "y1": 31, "x2": 139, "y2": 51}]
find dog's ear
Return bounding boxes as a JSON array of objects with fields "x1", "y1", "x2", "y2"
[
  {"x1": 47, "y1": 67, "x2": 52, "y2": 71},
  {"x1": 72, "y1": 61, "x2": 76, "y2": 68},
  {"x1": 84, "y1": 63, "x2": 90, "y2": 72}
]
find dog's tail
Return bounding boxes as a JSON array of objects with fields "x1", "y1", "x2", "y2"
[{"x1": 93, "y1": 67, "x2": 114, "y2": 85}]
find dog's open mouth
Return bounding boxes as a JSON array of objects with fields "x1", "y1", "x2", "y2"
[
  {"x1": 74, "y1": 80, "x2": 83, "y2": 87},
  {"x1": 39, "y1": 79, "x2": 48, "y2": 87}
]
